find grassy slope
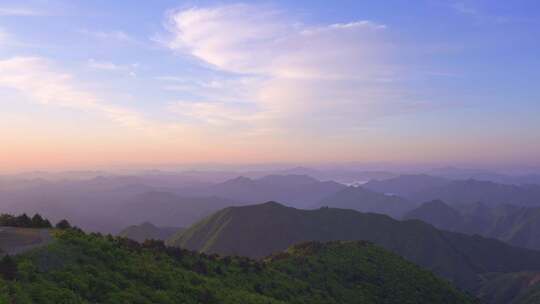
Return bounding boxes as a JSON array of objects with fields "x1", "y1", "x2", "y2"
[{"x1": 0, "y1": 230, "x2": 475, "y2": 304}]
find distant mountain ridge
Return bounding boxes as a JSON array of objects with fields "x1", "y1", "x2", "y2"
[
  {"x1": 428, "y1": 167, "x2": 540, "y2": 185},
  {"x1": 115, "y1": 192, "x2": 239, "y2": 228},
  {"x1": 403, "y1": 200, "x2": 463, "y2": 230},
  {"x1": 197, "y1": 174, "x2": 346, "y2": 208},
  {"x1": 5, "y1": 171, "x2": 540, "y2": 236},
  {"x1": 365, "y1": 174, "x2": 540, "y2": 206},
  {"x1": 405, "y1": 201, "x2": 540, "y2": 250},
  {"x1": 118, "y1": 222, "x2": 184, "y2": 243},
  {"x1": 410, "y1": 179, "x2": 540, "y2": 206},
  {"x1": 316, "y1": 186, "x2": 415, "y2": 218},
  {"x1": 364, "y1": 174, "x2": 450, "y2": 197}
]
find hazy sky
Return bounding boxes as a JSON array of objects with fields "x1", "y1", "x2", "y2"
[{"x1": 0, "y1": 0, "x2": 539, "y2": 172}]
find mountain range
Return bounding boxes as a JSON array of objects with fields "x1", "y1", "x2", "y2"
[
  {"x1": 365, "y1": 174, "x2": 540, "y2": 206},
  {"x1": 0, "y1": 174, "x2": 348, "y2": 232},
  {"x1": 404, "y1": 200, "x2": 540, "y2": 250},
  {"x1": 192, "y1": 174, "x2": 346, "y2": 208},
  {"x1": 316, "y1": 186, "x2": 415, "y2": 218},
  {"x1": 171, "y1": 201, "x2": 540, "y2": 291}
]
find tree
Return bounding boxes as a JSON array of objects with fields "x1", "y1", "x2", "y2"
[
  {"x1": 31, "y1": 214, "x2": 52, "y2": 228},
  {"x1": 0, "y1": 214, "x2": 15, "y2": 226},
  {"x1": 56, "y1": 219, "x2": 72, "y2": 230},
  {"x1": 0, "y1": 255, "x2": 17, "y2": 280},
  {"x1": 17, "y1": 214, "x2": 32, "y2": 227}
]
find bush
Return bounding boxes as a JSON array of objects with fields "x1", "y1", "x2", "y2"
[{"x1": 0, "y1": 255, "x2": 17, "y2": 280}]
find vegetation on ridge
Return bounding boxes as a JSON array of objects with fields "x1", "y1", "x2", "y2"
[
  {"x1": 0, "y1": 229, "x2": 475, "y2": 303},
  {"x1": 172, "y1": 202, "x2": 540, "y2": 291}
]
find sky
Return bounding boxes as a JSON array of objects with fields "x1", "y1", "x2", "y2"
[{"x1": 0, "y1": 0, "x2": 539, "y2": 172}]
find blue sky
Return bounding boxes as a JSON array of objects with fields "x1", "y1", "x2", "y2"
[{"x1": 0, "y1": 0, "x2": 539, "y2": 171}]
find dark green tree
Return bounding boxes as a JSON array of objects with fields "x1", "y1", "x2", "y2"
[
  {"x1": 55, "y1": 219, "x2": 72, "y2": 230},
  {"x1": 0, "y1": 214, "x2": 15, "y2": 226},
  {"x1": 17, "y1": 214, "x2": 32, "y2": 227},
  {"x1": 31, "y1": 214, "x2": 51, "y2": 228}
]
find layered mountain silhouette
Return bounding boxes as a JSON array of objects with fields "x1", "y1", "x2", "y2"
[
  {"x1": 115, "y1": 192, "x2": 240, "y2": 228},
  {"x1": 403, "y1": 200, "x2": 464, "y2": 230},
  {"x1": 405, "y1": 200, "x2": 540, "y2": 250},
  {"x1": 411, "y1": 180, "x2": 540, "y2": 206},
  {"x1": 428, "y1": 167, "x2": 540, "y2": 185},
  {"x1": 365, "y1": 174, "x2": 540, "y2": 206},
  {"x1": 171, "y1": 202, "x2": 540, "y2": 291},
  {"x1": 0, "y1": 174, "x2": 346, "y2": 232},
  {"x1": 315, "y1": 186, "x2": 415, "y2": 218},
  {"x1": 364, "y1": 174, "x2": 450, "y2": 197},
  {"x1": 118, "y1": 222, "x2": 184, "y2": 243},
  {"x1": 196, "y1": 174, "x2": 346, "y2": 208}
]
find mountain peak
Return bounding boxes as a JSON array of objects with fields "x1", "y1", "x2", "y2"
[
  {"x1": 403, "y1": 200, "x2": 462, "y2": 231},
  {"x1": 222, "y1": 176, "x2": 254, "y2": 185},
  {"x1": 260, "y1": 201, "x2": 286, "y2": 208}
]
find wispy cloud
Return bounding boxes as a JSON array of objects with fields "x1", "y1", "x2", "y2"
[
  {"x1": 450, "y1": 2, "x2": 508, "y2": 24},
  {"x1": 77, "y1": 29, "x2": 136, "y2": 43},
  {"x1": 87, "y1": 59, "x2": 139, "y2": 77},
  {"x1": 162, "y1": 3, "x2": 419, "y2": 134},
  {"x1": 329, "y1": 21, "x2": 387, "y2": 30},
  {"x1": 0, "y1": 7, "x2": 46, "y2": 16},
  {"x1": 168, "y1": 100, "x2": 263, "y2": 127},
  {"x1": 0, "y1": 57, "x2": 144, "y2": 127}
]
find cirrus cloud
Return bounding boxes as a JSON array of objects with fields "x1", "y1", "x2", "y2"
[
  {"x1": 77, "y1": 29, "x2": 136, "y2": 44},
  {"x1": 0, "y1": 57, "x2": 144, "y2": 127},
  {"x1": 0, "y1": 7, "x2": 46, "y2": 16},
  {"x1": 163, "y1": 3, "x2": 420, "y2": 134}
]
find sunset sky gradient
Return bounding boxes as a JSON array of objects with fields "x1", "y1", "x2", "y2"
[{"x1": 1, "y1": 0, "x2": 539, "y2": 172}]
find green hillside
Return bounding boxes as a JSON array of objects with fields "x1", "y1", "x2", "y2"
[
  {"x1": 0, "y1": 230, "x2": 475, "y2": 304},
  {"x1": 172, "y1": 202, "x2": 540, "y2": 291}
]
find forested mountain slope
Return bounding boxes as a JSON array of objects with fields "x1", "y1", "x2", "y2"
[{"x1": 0, "y1": 230, "x2": 475, "y2": 304}]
